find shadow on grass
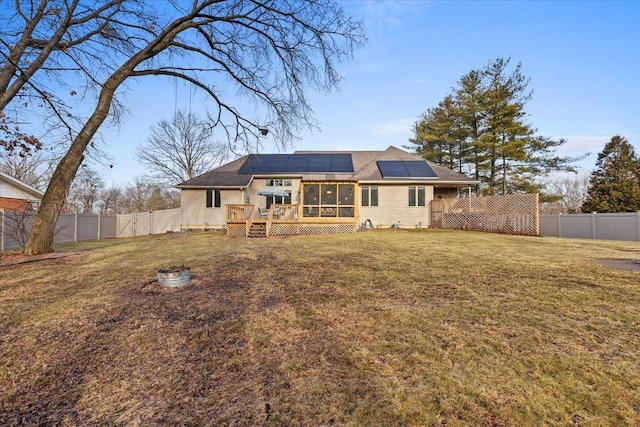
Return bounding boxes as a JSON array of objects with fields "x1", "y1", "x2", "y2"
[{"x1": 0, "y1": 250, "x2": 388, "y2": 426}]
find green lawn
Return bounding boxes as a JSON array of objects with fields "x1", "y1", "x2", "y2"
[{"x1": 1, "y1": 230, "x2": 639, "y2": 425}]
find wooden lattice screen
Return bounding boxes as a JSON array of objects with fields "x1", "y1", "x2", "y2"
[{"x1": 432, "y1": 193, "x2": 539, "y2": 236}]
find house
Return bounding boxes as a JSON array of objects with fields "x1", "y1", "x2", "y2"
[
  {"x1": 176, "y1": 146, "x2": 478, "y2": 237},
  {"x1": 0, "y1": 171, "x2": 44, "y2": 211}
]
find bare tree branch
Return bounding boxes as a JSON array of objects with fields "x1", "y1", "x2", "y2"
[
  {"x1": 7, "y1": 0, "x2": 366, "y2": 254},
  {"x1": 136, "y1": 109, "x2": 229, "y2": 185}
]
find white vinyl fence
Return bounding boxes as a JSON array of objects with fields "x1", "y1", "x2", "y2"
[
  {"x1": 540, "y1": 212, "x2": 640, "y2": 242},
  {"x1": 1, "y1": 210, "x2": 116, "y2": 251},
  {"x1": 1, "y1": 208, "x2": 182, "y2": 252},
  {"x1": 116, "y1": 208, "x2": 182, "y2": 237}
]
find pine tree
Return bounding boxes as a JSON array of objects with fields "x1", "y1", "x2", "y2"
[
  {"x1": 410, "y1": 96, "x2": 464, "y2": 172},
  {"x1": 582, "y1": 136, "x2": 640, "y2": 212},
  {"x1": 454, "y1": 69, "x2": 487, "y2": 181},
  {"x1": 408, "y1": 57, "x2": 584, "y2": 194}
]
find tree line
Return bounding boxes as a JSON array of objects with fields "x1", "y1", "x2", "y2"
[
  {"x1": 1, "y1": 109, "x2": 229, "y2": 214},
  {"x1": 537, "y1": 135, "x2": 640, "y2": 214}
]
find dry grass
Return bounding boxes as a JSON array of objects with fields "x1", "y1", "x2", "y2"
[{"x1": 1, "y1": 229, "x2": 639, "y2": 426}]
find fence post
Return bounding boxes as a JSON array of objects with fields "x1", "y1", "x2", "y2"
[
  {"x1": 637, "y1": 211, "x2": 640, "y2": 241},
  {"x1": 556, "y1": 213, "x2": 561, "y2": 238},
  {"x1": 591, "y1": 212, "x2": 597, "y2": 240},
  {"x1": 74, "y1": 212, "x2": 78, "y2": 242},
  {"x1": 97, "y1": 213, "x2": 101, "y2": 240}
]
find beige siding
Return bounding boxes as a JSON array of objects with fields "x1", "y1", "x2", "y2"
[
  {"x1": 359, "y1": 184, "x2": 433, "y2": 228},
  {"x1": 181, "y1": 189, "x2": 243, "y2": 229},
  {"x1": 246, "y1": 178, "x2": 302, "y2": 207}
]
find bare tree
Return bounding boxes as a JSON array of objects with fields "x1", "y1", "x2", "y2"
[
  {"x1": 0, "y1": 150, "x2": 56, "y2": 190},
  {"x1": 118, "y1": 176, "x2": 179, "y2": 213},
  {"x1": 9, "y1": 0, "x2": 365, "y2": 254},
  {"x1": 540, "y1": 173, "x2": 590, "y2": 214},
  {"x1": 0, "y1": 0, "x2": 152, "y2": 153},
  {"x1": 98, "y1": 185, "x2": 123, "y2": 214},
  {"x1": 136, "y1": 109, "x2": 228, "y2": 185},
  {"x1": 67, "y1": 166, "x2": 105, "y2": 213}
]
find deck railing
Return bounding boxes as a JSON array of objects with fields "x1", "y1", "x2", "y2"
[
  {"x1": 227, "y1": 204, "x2": 252, "y2": 222},
  {"x1": 225, "y1": 204, "x2": 357, "y2": 237},
  {"x1": 268, "y1": 204, "x2": 298, "y2": 222}
]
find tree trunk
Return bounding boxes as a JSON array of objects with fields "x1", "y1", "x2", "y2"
[
  {"x1": 502, "y1": 156, "x2": 507, "y2": 195},
  {"x1": 23, "y1": 25, "x2": 174, "y2": 254},
  {"x1": 24, "y1": 76, "x2": 125, "y2": 254},
  {"x1": 23, "y1": 166, "x2": 73, "y2": 255}
]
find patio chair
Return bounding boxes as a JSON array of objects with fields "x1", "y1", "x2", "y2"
[
  {"x1": 273, "y1": 207, "x2": 285, "y2": 219},
  {"x1": 258, "y1": 207, "x2": 269, "y2": 217}
]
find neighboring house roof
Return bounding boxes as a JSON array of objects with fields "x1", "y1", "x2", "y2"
[
  {"x1": 176, "y1": 146, "x2": 478, "y2": 188},
  {"x1": 0, "y1": 171, "x2": 45, "y2": 200}
]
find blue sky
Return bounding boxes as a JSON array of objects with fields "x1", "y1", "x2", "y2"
[{"x1": 100, "y1": 0, "x2": 640, "y2": 186}]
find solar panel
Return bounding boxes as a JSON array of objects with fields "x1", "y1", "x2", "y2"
[
  {"x1": 377, "y1": 161, "x2": 438, "y2": 178},
  {"x1": 308, "y1": 155, "x2": 330, "y2": 170},
  {"x1": 238, "y1": 154, "x2": 354, "y2": 174},
  {"x1": 330, "y1": 154, "x2": 353, "y2": 172}
]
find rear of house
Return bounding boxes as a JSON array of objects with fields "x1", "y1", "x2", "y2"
[{"x1": 177, "y1": 146, "x2": 478, "y2": 236}]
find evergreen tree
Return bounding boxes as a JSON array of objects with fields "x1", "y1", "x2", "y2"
[
  {"x1": 410, "y1": 96, "x2": 463, "y2": 172},
  {"x1": 454, "y1": 69, "x2": 487, "y2": 180},
  {"x1": 480, "y1": 58, "x2": 533, "y2": 194},
  {"x1": 582, "y1": 136, "x2": 640, "y2": 212},
  {"x1": 408, "y1": 57, "x2": 584, "y2": 194}
]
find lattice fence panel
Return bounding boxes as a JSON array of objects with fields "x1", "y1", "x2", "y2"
[
  {"x1": 271, "y1": 223, "x2": 357, "y2": 236},
  {"x1": 436, "y1": 193, "x2": 539, "y2": 236},
  {"x1": 226, "y1": 224, "x2": 246, "y2": 237},
  {"x1": 227, "y1": 222, "x2": 358, "y2": 237}
]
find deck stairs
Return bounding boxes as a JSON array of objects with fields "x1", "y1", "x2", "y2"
[{"x1": 248, "y1": 222, "x2": 267, "y2": 238}]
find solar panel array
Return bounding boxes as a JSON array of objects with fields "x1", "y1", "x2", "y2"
[
  {"x1": 376, "y1": 160, "x2": 438, "y2": 178},
  {"x1": 238, "y1": 154, "x2": 354, "y2": 174}
]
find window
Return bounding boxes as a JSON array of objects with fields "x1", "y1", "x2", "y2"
[
  {"x1": 266, "y1": 191, "x2": 291, "y2": 208},
  {"x1": 266, "y1": 178, "x2": 292, "y2": 187},
  {"x1": 206, "y1": 189, "x2": 221, "y2": 208},
  {"x1": 408, "y1": 186, "x2": 426, "y2": 207},
  {"x1": 361, "y1": 186, "x2": 378, "y2": 207},
  {"x1": 418, "y1": 187, "x2": 425, "y2": 206},
  {"x1": 302, "y1": 183, "x2": 354, "y2": 218}
]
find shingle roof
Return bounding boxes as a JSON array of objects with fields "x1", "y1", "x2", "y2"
[
  {"x1": 176, "y1": 157, "x2": 252, "y2": 188},
  {"x1": 176, "y1": 146, "x2": 477, "y2": 188}
]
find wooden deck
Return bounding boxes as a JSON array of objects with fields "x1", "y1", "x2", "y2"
[{"x1": 226, "y1": 204, "x2": 357, "y2": 237}]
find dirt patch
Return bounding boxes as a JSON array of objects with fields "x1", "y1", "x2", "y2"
[
  {"x1": 0, "y1": 252, "x2": 79, "y2": 267},
  {"x1": 594, "y1": 258, "x2": 640, "y2": 272}
]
